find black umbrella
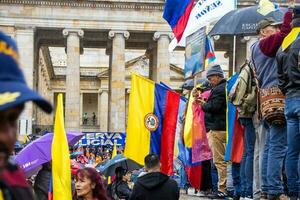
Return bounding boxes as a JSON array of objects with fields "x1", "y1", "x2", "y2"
[
  {"x1": 209, "y1": 6, "x2": 287, "y2": 36},
  {"x1": 97, "y1": 154, "x2": 142, "y2": 177}
]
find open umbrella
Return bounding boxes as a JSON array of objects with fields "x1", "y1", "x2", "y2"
[
  {"x1": 15, "y1": 132, "x2": 84, "y2": 177},
  {"x1": 97, "y1": 154, "x2": 142, "y2": 177},
  {"x1": 209, "y1": 6, "x2": 287, "y2": 36}
]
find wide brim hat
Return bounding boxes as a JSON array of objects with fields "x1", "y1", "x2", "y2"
[{"x1": 256, "y1": 17, "x2": 282, "y2": 33}]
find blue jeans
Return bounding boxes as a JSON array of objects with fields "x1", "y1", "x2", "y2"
[
  {"x1": 285, "y1": 97, "x2": 300, "y2": 197},
  {"x1": 261, "y1": 122, "x2": 287, "y2": 195},
  {"x1": 253, "y1": 121, "x2": 267, "y2": 200},
  {"x1": 211, "y1": 162, "x2": 218, "y2": 192},
  {"x1": 239, "y1": 118, "x2": 256, "y2": 198},
  {"x1": 232, "y1": 162, "x2": 241, "y2": 197}
]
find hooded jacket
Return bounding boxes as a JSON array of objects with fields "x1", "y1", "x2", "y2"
[{"x1": 129, "y1": 172, "x2": 179, "y2": 200}]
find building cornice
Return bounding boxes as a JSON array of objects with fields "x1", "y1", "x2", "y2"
[{"x1": 0, "y1": 0, "x2": 164, "y2": 10}]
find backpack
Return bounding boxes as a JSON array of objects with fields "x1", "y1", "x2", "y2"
[{"x1": 229, "y1": 60, "x2": 258, "y2": 117}]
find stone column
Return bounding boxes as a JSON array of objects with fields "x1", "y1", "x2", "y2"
[
  {"x1": 15, "y1": 26, "x2": 35, "y2": 135},
  {"x1": 63, "y1": 29, "x2": 84, "y2": 132},
  {"x1": 108, "y1": 30, "x2": 129, "y2": 132},
  {"x1": 99, "y1": 89, "x2": 108, "y2": 132},
  {"x1": 150, "y1": 32, "x2": 173, "y2": 84}
]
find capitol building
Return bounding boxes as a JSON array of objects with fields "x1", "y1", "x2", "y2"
[{"x1": 0, "y1": 0, "x2": 287, "y2": 135}]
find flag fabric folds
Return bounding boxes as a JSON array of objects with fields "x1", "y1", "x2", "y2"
[
  {"x1": 163, "y1": 0, "x2": 194, "y2": 42},
  {"x1": 169, "y1": 0, "x2": 236, "y2": 50},
  {"x1": 51, "y1": 94, "x2": 72, "y2": 200},
  {"x1": 124, "y1": 74, "x2": 180, "y2": 175},
  {"x1": 225, "y1": 74, "x2": 244, "y2": 163},
  {"x1": 205, "y1": 37, "x2": 216, "y2": 67}
]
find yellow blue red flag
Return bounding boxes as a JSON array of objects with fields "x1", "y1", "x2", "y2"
[{"x1": 124, "y1": 74, "x2": 180, "y2": 175}]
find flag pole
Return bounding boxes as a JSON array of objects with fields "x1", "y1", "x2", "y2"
[{"x1": 232, "y1": 35, "x2": 237, "y2": 74}]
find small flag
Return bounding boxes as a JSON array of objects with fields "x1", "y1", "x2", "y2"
[
  {"x1": 108, "y1": 140, "x2": 118, "y2": 184},
  {"x1": 205, "y1": 37, "x2": 216, "y2": 67}
]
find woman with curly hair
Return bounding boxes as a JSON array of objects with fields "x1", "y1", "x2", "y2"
[{"x1": 73, "y1": 167, "x2": 110, "y2": 200}]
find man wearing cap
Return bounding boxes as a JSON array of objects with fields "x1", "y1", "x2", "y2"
[
  {"x1": 251, "y1": 1, "x2": 295, "y2": 199},
  {"x1": 200, "y1": 64, "x2": 227, "y2": 198},
  {"x1": 277, "y1": 6, "x2": 300, "y2": 200},
  {"x1": 0, "y1": 31, "x2": 52, "y2": 199}
]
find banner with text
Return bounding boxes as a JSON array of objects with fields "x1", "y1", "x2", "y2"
[
  {"x1": 169, "y1": 0, "x2": 236, "y2": 51},
  {"x1": 78, "y1": 132, "x2": 126, "y2": 147}
]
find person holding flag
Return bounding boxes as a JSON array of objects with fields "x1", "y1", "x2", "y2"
[{"x1": 0, "y1": 31, "x2": 52, "y2": 199}]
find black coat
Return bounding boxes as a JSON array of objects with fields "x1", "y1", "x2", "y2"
[
  {"x1": 129, "y1": 172, "x2": 179, "y2": 200},
  {"x1": 202, "y1": 79, "x2": 227, "y2": 132},
  {"x1": 277, "y1": 38, "x2": 300, "y2": 98},
  {"x1": 34, "y1": 167, "x2": 51, "y2": 200}
]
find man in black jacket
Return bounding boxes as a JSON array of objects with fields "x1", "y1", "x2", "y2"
[
  {"x1": 201, "y1": 64, "x2": 227, "y2": 197},
  {"x1": 129, "y1": 154, "x2": 179, "y2": 200},
  {"x1": 277, "y1": 7, "x2": 300, "y2": 199}
]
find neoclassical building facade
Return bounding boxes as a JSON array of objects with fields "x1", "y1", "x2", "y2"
[{"x1": 0, "y1": 0, "x2": 286, "y2": 135}]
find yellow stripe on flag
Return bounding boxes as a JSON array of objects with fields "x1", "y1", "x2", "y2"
[
  {"x1": 52, "y1": 94, "x2": 72, "y2": 200},
  {"x1": 183, "y1": 91, "x2": 194, "y2": 148},
  {"x1": 124, "y1": 74, "x2": 155, "y2": 166}
]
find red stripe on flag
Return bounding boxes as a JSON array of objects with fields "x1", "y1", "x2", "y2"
[
  {"x1": 172, "y1": 0, "x2": 194, "y2": 42},
  {"x1": 230, "y1": 112, "x2": 244, "y2": 163},
  {"x1": 160, "y1": 91, "x2": 180, "y2": 175},
  {"x1": 186, "y1": 165, "x2": 202, "y2": 190}
]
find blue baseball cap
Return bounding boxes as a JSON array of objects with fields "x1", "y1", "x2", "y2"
[{"x1": 0, "y1": 31, "x2": 52, "y2": 113}]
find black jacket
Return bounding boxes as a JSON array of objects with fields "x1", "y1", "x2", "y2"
[
  {"x1": 34, "y1": 167, "x2": 51, "y2": 200},
  {"x1": 277, "y1": 38, "x2": 300, "y2": 98},
  {"x1": 113, "y1": 180, "x2": 132, "y2": 200},
  {"x1": 129, "y1": 172, "x2": 179, "y2": 200},
  {"x1": 202, "y1": 79, "x2": 227, "y2": 132}
]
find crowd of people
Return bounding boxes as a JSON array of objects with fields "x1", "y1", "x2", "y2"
[
  {"x1": 184, "y1": 1, "x2": 300, "y2": 200},
  {"x1": 1, "y1": 0, "x2": 300, "y2": 199}
]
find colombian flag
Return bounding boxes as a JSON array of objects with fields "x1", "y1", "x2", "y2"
[
  {"x1": 124, "y1": 74, "x2": 180, "y2": 175},
  {"x1": 163, "y1": 0, "x2": 194, "y2": 42}
]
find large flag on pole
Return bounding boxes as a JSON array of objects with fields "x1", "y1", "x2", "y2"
[
  {"x1": 124, "y1": 74, "x2": 180, "y2": 175},
  {"x1": 52, "y1": 94, "x2": 72, "y2": 200},
  {"x1": 169, "y1": 0, "x2": 236, "y2": 51}
]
